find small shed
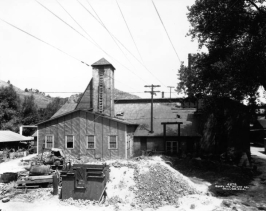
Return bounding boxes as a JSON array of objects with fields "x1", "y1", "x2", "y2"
[{"x1": 0, "y1": 130, "x2": 33, "y2": 150}]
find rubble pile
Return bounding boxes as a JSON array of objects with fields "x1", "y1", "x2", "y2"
[
  {"x1": 61, "y1": 197, "x2": 98, "y2": 207},
  {"x1": 13, "y1": 188, "x2": 53, "y2": 202},
  {"x1": 133, "y1": 161, "x2": 200, "y2": 208}
]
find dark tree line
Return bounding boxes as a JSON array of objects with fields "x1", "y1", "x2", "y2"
[{"x1": 0, "y1": 85, "x2": 67, "y2": 136}]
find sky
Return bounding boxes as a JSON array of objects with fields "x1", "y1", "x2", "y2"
[{"x1": 0, "y1": 0, "x2": 201, "y2": 99}]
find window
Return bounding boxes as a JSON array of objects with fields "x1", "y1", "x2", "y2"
[
  {"x1": 108, "y1": 135, "x2": 117, "y2": 149},
  {"x1": 45, "y1": 135, "x2": 54, "y2": 149},
  {"x1": 65, "y1": 135, "x2": 74, "y2": 149},
  {"x1": 87, "y1": 135, "x2": 95, "y2": 149}
]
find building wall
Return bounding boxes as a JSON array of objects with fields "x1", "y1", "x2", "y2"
[
  {"x1": 132, "y1": 136, "x2": 200, "y2": 157},
  {"x1": 92, "y1": 66, "x2": 114, "y2": 117},
  {"x1": 38, "y1": 110, "x2": 127, "y2": 159}
]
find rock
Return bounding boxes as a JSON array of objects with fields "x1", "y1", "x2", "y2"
[
  {"x1": 2, "y1": 197, "x2": 10, "y2": 203},
  {"x1": 223, "y1": 200, "x2": 232, "y2": 207},
  {"x1": 190, "y1": 204, "x2": 195, "y2": 209}
]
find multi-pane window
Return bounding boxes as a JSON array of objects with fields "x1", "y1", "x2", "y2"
[
  {"x1": 87, "y1": 135, "x2": 95, "y2": 149},
  {"x1": 65, "y1": 135, "x2": 74, "y2": 149},
  {"x1": 45, "y1": 135, "x2": 54, "y2": 149},
  {"x1": 109, "y1": 135, "x2": 117, "y2": 149}
]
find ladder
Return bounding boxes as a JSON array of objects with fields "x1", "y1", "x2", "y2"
[{"x1": 98, "y1": 70, "x2": 104, "y2": 113}]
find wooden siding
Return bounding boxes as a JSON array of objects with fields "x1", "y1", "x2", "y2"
[{"x1": 38, "y1": 110, "x2": 128, "y2": 159}]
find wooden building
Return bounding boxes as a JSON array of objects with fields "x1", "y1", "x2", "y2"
[
  {"x1": 37, "y1": 58, "x2": 201, "y2": 159},
  {"x1": 37, "y1": 58, "x2": 137, "y2": 159}
]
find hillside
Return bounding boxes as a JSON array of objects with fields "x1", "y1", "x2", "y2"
[
  {"x1": 0, "y1": 80, "x2": 53, "y2": 108},
  {"x1": 0, "y1": 80, "x2": 140, "y2": 109}
]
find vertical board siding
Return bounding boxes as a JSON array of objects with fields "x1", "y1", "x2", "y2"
[
  {"x1": 38, "y1": 125, "x2": 45, "y2": 153},
  {"x1": 64, "y1": 113, "x2": 72, "y2": 154},
  {"x1": 58, "y1": 117, "x2": 64, "y2": 150},
  {"x1": 80, "y1": 111, "x2": 87, "y2": 156},
  {"x1": 86, "y1": 113, "x2": 94, "y2": 135},
  {"x1": 102, "y1": 118, "x2": 109, "y2": 159},
  {"x1": 73, "y1": 111, "x2": 80, "y2": 156},
  {"x1": 110, "y1": 120, "x2": 117, "y2": 135},
  {"x1": 94, "y1": 115, "x2": 103, "y2": 158},
  {"x1": 87, "y1": 150, "x2": 95, "y2": 158},
  {"x1": 118, "y1": 123, "x2": 126, "y2": 158},
  {"x1": 50, "y1": 120, "x2": 58, "y2": 148}
]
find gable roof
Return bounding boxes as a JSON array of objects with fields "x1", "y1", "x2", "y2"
[
  {"x1": 49, "y1": 101, "x2": 200, "y2": 137},
  {"x1": 75, "y1": 78, "x2": 93, "y2": 110},
  {"x1": 51, "y1": 103, "x2": 77, "y2": 118},
  {"x1": 91, "y1": 58, "x2": 115, "y2": 70},
  {"x1": 38, "y1": 108, "x2": 136, "y2": 126},
  {"x1": 115, "y1": 103, "x2": 200, "y2": 137},
  {"x1": 0, "y1": 130, "x2": 33, "y2": 142}
]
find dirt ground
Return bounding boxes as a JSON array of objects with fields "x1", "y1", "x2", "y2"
[{"x1": 0, "y1": 147, "x2": 266, "y2": 211}]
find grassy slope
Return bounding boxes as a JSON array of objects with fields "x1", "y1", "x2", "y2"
[{"x1": 0, "y1": 80, "x2": 53, "y2": 108}]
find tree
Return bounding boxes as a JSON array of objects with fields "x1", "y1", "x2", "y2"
[
  {"x1": 178, "y1": 0, "x2": 266, "y2": 101},
  {"x1": 39, "y1": 97, "x2": 67, "y2": 121},
  {"x1": 21, "y1": 95, "x2": 40, "y2": 136},
  {"x1": 0, "y1": 85, "x2": 21, "y2": 132}
]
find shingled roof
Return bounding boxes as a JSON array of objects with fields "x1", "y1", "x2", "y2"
[
  {"x1": 50, "y1": 101, "x2": 200, "y2": 137},
  {"x1": 91, "y1": 58, "x2": 115, "y2": 70},
  {"x1": 115, "y1": 103, "x2": 200, "y2": 137}
]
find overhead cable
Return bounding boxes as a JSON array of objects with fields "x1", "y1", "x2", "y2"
[
  {"x1": 151, "y1": 0, "x2": 181, "y2": 63},
  {"x1": 0, "y1": 18, "x2": 89, "y2": 66},
  {"x1": 36, "y1": 0, "x2": 147, "y2": 84},
  {"x1": 116, "y1": 0, "x2": 144, "y2": 64}
]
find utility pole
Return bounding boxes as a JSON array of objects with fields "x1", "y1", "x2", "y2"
[
  {"x1": 145, "y1": 84, "x2": 160, "y2": 133},
  {"x1": 167, "y1": 86, "x2": 175, "y2": 99}
]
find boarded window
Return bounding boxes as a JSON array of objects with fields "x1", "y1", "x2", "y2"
[
  {"x1": 65, "y1": 135, "x2": 74, "y2": 149},
  {"x1": 109, "y1": 135, "x2": 117, "y2": 149},
  {"x1": 45, "y1": 135, "x2": 53, "y2": 149},
  {"x1": 87, "y1": 135, "x2": 95, "y2": 149}
]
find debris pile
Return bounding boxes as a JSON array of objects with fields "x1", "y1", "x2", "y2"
[
  {"x1": 61, "y1": 197, "x2": 98, "y2": 207},
  {"x1": 13, "y1": 188, "x2": 53, "y2": 202},
  {"x1": 133, "y1": 160, "x2": 200, "y2": 208}
]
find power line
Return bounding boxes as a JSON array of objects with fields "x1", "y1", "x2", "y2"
[
  {"x1": 84, "y1": 0, "x2": 135, "y2": 68},
  {"x1": 151, "y1": 0, "x2": 181, "y2": 63},
  {"x1": 36, "y1": 0, "x2": 147, "y2": 84},
  {"x1": 116, "y1": 0, "x2": 144, "y2": 64},
  {"x1": 78, "y1": 0, "x2": 165, "y2": 86},
  {"x1": 0, "y1": 18, "x2": 89, "y2": 66}
]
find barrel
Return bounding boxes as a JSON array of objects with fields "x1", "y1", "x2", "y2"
[{"x1": 1, "y1": 172, "x2": 18, "y2": 183}]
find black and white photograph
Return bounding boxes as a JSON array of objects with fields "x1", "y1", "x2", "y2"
[{"x1": 0, "y1": 0, "x2": 266, "y2": 210}]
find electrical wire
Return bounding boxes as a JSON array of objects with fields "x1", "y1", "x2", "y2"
[
  {"x1": 151, "y1": 0, "x2": 181, "y2": 63},
  {"x1": 0, "y1": 18, "x2": 89, "y2": 66},
  {"x1": 78, "y1": 0, "x2": 166, "y2": 87},
  {"x1": 115, "y1": 0, "x2": 144, "y2": 64},
  {"x1": 37, "y1": 0, "x2": 147, "y2": 84}
]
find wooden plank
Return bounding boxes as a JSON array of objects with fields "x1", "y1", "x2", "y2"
[
  {"x1": 73, "y1": 111, "x2": 80, "y2": 156},
  {"x1": 87, "y1": 149, "x2": 95, "y2": 158},
  {"x1": 64, "y1": 113, "x2": 72, "y2": 154},
  {"x1": 102, "y1": 118, "x2": 109, "y2": 159},
  {"x1": 38, "y1": 125, "x2": 45, "y2": 154},
  {"x1": 111, "y1": 150, "x2": 119, "y2": 159},
  {"x1": 94, "y1": 115, "x2": 103, "y2": 158},
  {"x1": 51, "y1": 120, "x2": 58, "y2": 148},
  {"x1": 17, "y1": 179, "x2": 53, "y2": 185},
  {"x1": 118, "y1": 123, "x2": 126, "y2": 158},
  {"x1": 80, "y1": 111, "x2": 87, "y2": 155},
  {"x1": 58, "y1": 117, "x2": 64, "y2": 150},
  {"x1": 87, "y1": 112, "x2": 94, "y2": 135},
  {"x1": 110, "y1": 120, "x2": 117, "y2": 135}
]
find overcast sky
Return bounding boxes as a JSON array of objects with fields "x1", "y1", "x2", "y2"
[{"x1": 0, "y1": 0, "x2": 201, "y2": 98}]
